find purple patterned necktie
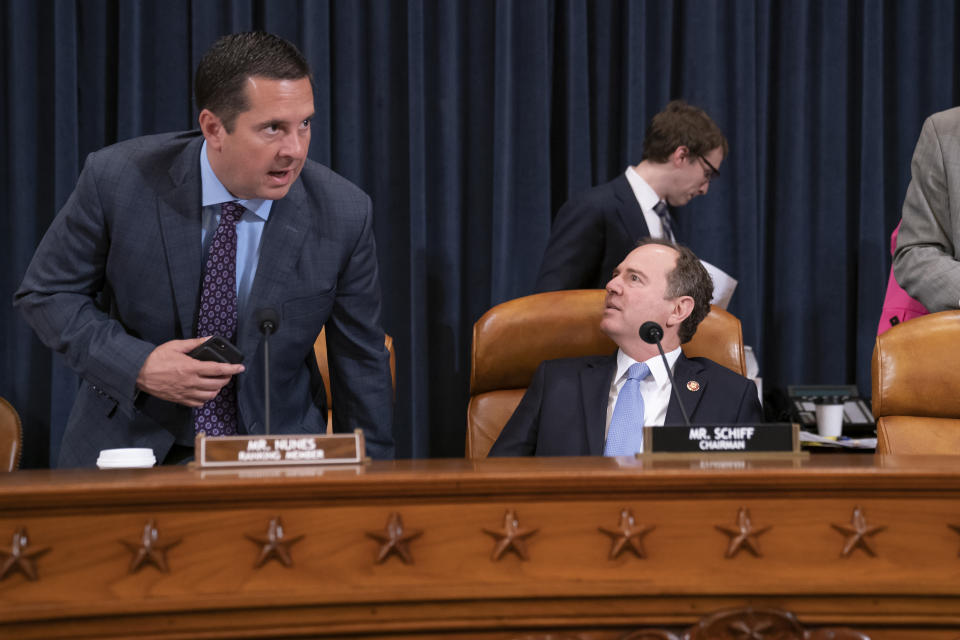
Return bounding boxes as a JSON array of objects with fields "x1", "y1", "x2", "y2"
[{"x1": 194, "y1": 201, "x2": 243, "y2": 436}]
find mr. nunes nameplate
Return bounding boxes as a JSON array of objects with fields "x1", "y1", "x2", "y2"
[
  {"x1": 196, "y1": 430, "x2": 366, "y2": 467},
  {"x1": 642, "y1": 423, "x2": 800, "y2": 455}
]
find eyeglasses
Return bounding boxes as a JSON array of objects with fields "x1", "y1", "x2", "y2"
[{"x1": 697, "y1": 155, "x2": 720, "y2": 182}]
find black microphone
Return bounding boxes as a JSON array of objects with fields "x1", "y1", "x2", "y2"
[
  {"x1": 256, "y1": 308, "x2": 280, "y2": 435},
  {"x1": 639, "y1": 321, "x2": 691, "y2": 427}
]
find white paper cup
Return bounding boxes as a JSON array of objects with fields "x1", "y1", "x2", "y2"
[
  {"x1": 815, "y1": 404, "x2": 844, "y2": 438},
  {"x1": 97, "y1": 448, "x2": 156, "y2": 469}
]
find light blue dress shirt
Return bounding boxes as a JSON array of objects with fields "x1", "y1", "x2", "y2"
[{"x1": 199, "y1": 140, "x2": 273, "y2": 317}]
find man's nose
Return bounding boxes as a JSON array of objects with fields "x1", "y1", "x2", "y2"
[{"x1": 280, "y1": 131, "x2": 306, "y2": 157}]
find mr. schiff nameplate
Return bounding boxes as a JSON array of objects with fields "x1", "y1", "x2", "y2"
[
  {"x1": 196, "y1": 430, "x2": 366, "y2": 467},
  {"x1": 640, "y1": 423, "x2": 804, "y2": 457}
]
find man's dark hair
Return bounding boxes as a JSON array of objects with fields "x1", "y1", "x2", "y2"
[
  {"x1": 641, "y1": 100, "x2": 729, "y2": 164},
  {"x1": 195, "y1": 32, "x2": 312, "y2": 132},
  {"x1": 637, "y1": 238, "x2": 713, "y2": 343}
]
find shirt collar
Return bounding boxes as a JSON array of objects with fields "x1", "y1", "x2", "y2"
[
  {"x1": 200, "y1": 140, "x2": 272, "y2": 220},
  {"x1": 624, "y1": 166, "x2": 663, "y2": 213},
  {"x1": 615, "y1": 346, "x2": 682, "y2": 387}
]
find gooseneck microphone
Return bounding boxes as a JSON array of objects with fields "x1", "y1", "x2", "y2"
[
  {"x1": 639, "y1": 321, "x2": 691, "y2": 427},
  {"x1": 256, "y1": 308, "x2": 280, "y2": 435}
]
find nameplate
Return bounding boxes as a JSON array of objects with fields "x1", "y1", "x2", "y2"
[
  {"x1": 640, "y1": 423, "x2": 801, "y2": 456},
  {"x1": 195, "y1": 430, "x2": 366, "y2": 467}
]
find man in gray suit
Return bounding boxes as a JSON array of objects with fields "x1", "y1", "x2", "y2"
[
  {"x1": 894, "y1": 106, "x2": 960, "y2": 312},
  {"x1": 15, "y1": 32, "x2": 394, "y2": 466}
]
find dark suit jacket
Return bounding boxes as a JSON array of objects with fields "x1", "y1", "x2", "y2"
[
  {"x1": 15, "y1": 131, "x2": 394, "y2": 466},
  {"x1": 534, "y1": 174, "x2": 652, "y2": 292},
  {"x1": 488, "y1": 353, "x2": 763, "y2": 456}
]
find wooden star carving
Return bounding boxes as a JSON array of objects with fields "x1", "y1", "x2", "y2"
[
  {"x1": 0, "y1": 527, "x2": 50, "y2": 581},
  {"x1": 118, "y1": 520, "x2": 182, "y2": 573},
  {"x1": 365, "y1": 512, "x2": 422, "y2": 564},
  {"x1": 483, "y1": 509, "x2": 539, "y2": 561},
  {"x1": 598, "y1": 508, "x2": 655, "y2": 559},
  {"x1": 949, "y1": 524, "x2": 960, "y2": 556},
  {"x1": 728, "y1": 617, "x2": 775, "y2": 639},
  {"x1": 244, "y1": 517, "x2": 304, "y2": 568},
  {"x1": 831, "y1": 505, "x2": 886, "y2": 557},
  {"x1": 715, "y1": 507, "x2": 771, "y2": 558}
]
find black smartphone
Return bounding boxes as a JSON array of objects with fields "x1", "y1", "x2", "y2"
[{"x1": 188, "y1": 336, "x2": 244, "y2": 364}]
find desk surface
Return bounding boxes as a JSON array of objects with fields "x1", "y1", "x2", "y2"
[
  {"x1": 3, "y1": 454, "x2": 958, "y2": 507},
  {"x1": 3, "y1": 455, "x2": 960, "y2": 639}
]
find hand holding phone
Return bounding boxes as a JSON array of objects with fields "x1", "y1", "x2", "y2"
[{"x1": 188, "y1": 336, "x2": 244, "y2": 364}]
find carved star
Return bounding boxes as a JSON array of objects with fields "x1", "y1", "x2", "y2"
[
  {"x1": 245, "y1": 517, "x2": 304, "y2": 568},
  {"x1": 483, "y1": 509, "x2": 539, "y2": 561},
  {"x1": 598, "y1": 508, "x2": 655, "y2": 559},
  {"x1": 831, "y1": 505, "x2": 886, "y2": 557},
  {"x1": 729, "y1": 617, "x2": 775, "y2": 639},
  {"x1": 0, "y1": 527, "x2": 50, "y2": 581},
  {"x1": 118, "y1": 520, "x2": 182, "y2": 573},
  {"x1": 715, "y1": 507, "x2": 772, "y2": 558},
  {"x1": 949, "y1": 524, "x2": 960, "y2": 556},
  {"x1": 365, "y1": 512, "x2": 422, "y2": 564}
]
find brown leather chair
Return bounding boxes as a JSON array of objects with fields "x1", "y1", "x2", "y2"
[
  {"x1": 872, "y1": 310, "x2": 960, "y2": 454},
  {"x1": 314, "y1": 328, "x2": 396, "y2": 432},
  {"x1": 0, "y1": 397, "x2": 23, "y2": 472},
  {"x1": 466, "y1": 289, "x2": 747, "y2": 459}
]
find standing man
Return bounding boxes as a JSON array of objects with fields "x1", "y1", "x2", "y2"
[
  {"x1": 893, "y1": 106, "x2": 960, "y2": 312},
  {"x1": 15, "y1": 32, "x2": 394, "y2": 466},
  {"x1": 491, "y1": 239, "x2": 761, "y2": 457},
  {"x1": 535, "y1": 100, "x2": 728, "y2": 292}
]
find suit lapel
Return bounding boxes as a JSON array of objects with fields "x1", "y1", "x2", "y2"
[
  {"x1": 611, "y1": 174, "x2": 650, "y2": 243},
  {"x1": 157, "y1": 137, "x2": 204, "y2": 338},
  {"x1": 239, "y1": 180, "x2": 311, "y2": 350},
  {"x1": 667, "y1": 354, "x2": 707, "y2": 423},
  {"x1": 580, "y1": 355, "x2": 617, "y2": 455}
]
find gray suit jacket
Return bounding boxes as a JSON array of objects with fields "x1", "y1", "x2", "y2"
[
  {"x1": 15, "y1": 131, "x2": 394, "y2": 466},
  {"x1": 893, "y1": 106, "x2": 960, "y2": 312}
]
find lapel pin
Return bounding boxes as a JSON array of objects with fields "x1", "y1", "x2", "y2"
[{"x1": 686, "y1": 381, "x2": 701, "y2": 392}]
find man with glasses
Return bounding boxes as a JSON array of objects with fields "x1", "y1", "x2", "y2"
[{"x1": 535, "y1": 100, "x2": 728, "y2": 292}]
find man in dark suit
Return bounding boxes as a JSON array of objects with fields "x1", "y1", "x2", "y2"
[
  {"x1": 534, "y1": 101, "x2": 728, "y2": 292},
  {"x1": 15, "y1": 32, "x2": 393, "y2": 466},
  {"x1": 491, "y1": 239, "x2": 761, "y2": 457}
]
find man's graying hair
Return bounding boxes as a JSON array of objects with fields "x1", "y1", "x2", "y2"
[
  {"x1": 637, "y1": 238, "x2": 713, "y2": 343},
  {"x1": 195, "y1": 32, "x2": 312, "y2": 132}
]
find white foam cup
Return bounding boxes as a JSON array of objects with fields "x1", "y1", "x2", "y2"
[
  {"x1": 96, "y1": 448, "x2": 157, "y2": 469},
  {"x1": 815, "y1": 404, "x2": 844, "y2": 438}
]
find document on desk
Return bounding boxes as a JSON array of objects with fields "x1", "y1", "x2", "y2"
[
  {"x1": 799, "y1": 431, "x2": 877, "y2": 449},
  {"x1": 701, "y1": 260, "x2": 737, "y2": 310}
]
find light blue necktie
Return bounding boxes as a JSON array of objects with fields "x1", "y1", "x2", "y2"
[{"x1": 604, "y1": 362, "x2": 650, "y2": 456}]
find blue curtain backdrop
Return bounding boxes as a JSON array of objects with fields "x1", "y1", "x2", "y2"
[{"x1": 3, "y1": 0, "x2": 959, "y2": 467}]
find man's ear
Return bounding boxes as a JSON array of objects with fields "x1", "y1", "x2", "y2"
[
  {"x1": 667, "y1": 295, "x2": 696, "y2": 328},
  {"x1": 670, "y1": 145, "x2": 691, "y2": 167},
  {"x1": 198, "y1": 109, "x2": 226, "y2": 152}
]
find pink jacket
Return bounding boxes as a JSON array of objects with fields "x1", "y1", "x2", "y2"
[{"x1": 877, "y1": 222, "x2": 928, "y2": 335}]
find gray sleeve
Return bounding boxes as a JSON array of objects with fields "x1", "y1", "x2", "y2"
[
  {"x1": 893, "y1": 114, "x2": 960, "y2": 311},
  {"x1": 13, "y1": 150, "x2": 154, "y2": 417}
]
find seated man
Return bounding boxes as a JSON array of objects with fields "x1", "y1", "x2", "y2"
[{"x1": 490, "y1": 239, "x2": 762, "y2": 457}]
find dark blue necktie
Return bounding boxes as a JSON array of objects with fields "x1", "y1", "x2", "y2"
[
  {"x1": 194, "y1": 202, "x2": 243, "y2": 436},
  {"x1": 653, "y1": 200, "x2": 675, "y2": 241}
]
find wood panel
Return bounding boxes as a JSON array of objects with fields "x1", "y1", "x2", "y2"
[{"x1": 1, "y1": 455, "x2": 960, "y2": 638}]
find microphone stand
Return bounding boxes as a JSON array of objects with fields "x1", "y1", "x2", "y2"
[{"x1": 640, "y1": 321, "x2": 691, "y2": 427}]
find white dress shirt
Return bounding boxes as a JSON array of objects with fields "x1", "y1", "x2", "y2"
[
  {"x1": 605, "y1": 346, "x2": 683, "y2": 440},
  {"x1": 624, "y1": 166, "x2": 672, "y2": 240}
]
